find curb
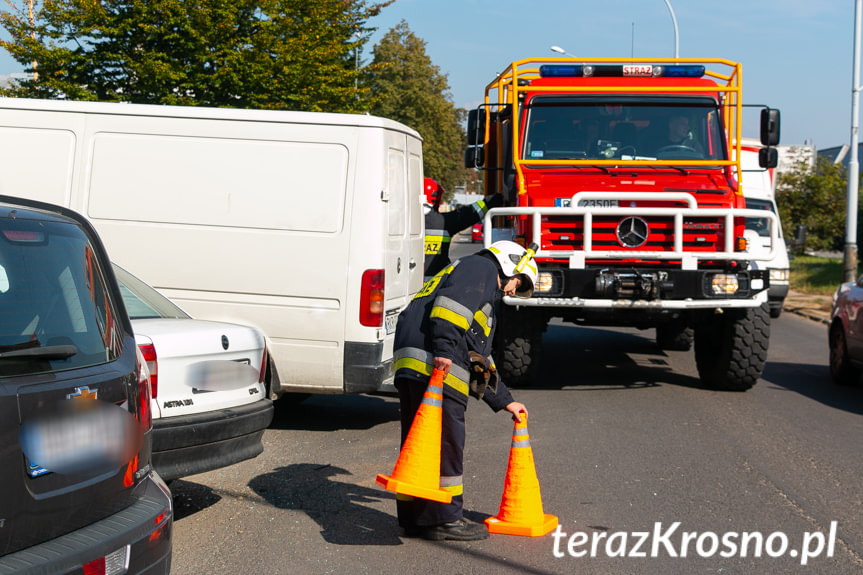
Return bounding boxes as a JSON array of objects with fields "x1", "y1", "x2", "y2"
[{"x1": 784, "y1": 306, "x2": 830, "y2": 325}]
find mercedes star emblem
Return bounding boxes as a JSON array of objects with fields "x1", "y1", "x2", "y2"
[{"x1": 616, "y1": 217, "x2": 649, "y2": 248}]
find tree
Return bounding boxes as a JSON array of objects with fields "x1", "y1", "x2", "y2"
[
  {"x1": 365, "y1": 20, "x2": 466, "y2": 194},
  {"x1": 776, "y1": 156, "x2": 853, "y2": 251},
  {"x1": 0, "y1": 0, "x2": 391, "y2": 112}
]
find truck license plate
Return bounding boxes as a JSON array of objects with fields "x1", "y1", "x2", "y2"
[
  {"x1": 577, "y1": 199, "x2": 618, "y2": 208},
  {"x1": 556, "y1": 198, "x2": 619, "y2": 208}
]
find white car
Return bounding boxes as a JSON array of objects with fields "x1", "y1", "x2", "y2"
[{"x1": 114, "y1": 264, "x2": 273, "y2": 481}]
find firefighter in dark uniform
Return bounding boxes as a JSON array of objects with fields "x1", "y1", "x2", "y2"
[
  {"x1": 423, "y1": 177, "x2": 503, "y2": 279},
  {"x1": 393, "y1": 240, "x2": 538, "y2": 541}
]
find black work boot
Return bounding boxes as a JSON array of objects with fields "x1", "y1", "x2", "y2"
[{"x1": 421, "y1": 518, "x2": 489, "y2": 541}]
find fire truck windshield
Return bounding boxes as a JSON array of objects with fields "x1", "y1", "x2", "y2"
[{"x1": 523, "y1": 97, "x2": 726, "y2": 164}]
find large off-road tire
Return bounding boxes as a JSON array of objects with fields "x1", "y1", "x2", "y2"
[
  {"x1": 694, "y1": 303, "x2": 770, "y2": 391},
  {"x1": 494, "y1": 307, "x2": 547, "y2": 387},
  {"x1": 656, "y1": 320, "x2": 694, "y2": 351},
  {"x1": 829, "y1": 322, "x2": 861, "y2": 385}
]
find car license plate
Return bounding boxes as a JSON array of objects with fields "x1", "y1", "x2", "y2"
[{"x1": 385, "y1": 310, "x2": 399, "y2": 335}]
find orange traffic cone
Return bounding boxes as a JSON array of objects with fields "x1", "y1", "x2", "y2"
[
  {"x1": 376, "y1": 369, "x2": 452, "y2": 504},
  {"x1": 485, "y1": 413, "x2": 558, "y2": 536}
]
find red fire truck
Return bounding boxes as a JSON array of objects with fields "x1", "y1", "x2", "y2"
[{"x1": 466, "y1": 57, "x2": 781, "y2": 390}]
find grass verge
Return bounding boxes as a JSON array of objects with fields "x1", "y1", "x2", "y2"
[{"x1": 790, "y1": 255, "x2": 861, "y2": 296}]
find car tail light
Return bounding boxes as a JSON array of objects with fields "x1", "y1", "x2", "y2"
[
  {"x1": 82, "y1": 546, "x2": 128, "y2": 575},
  {"x1": 258, "y1": 346, "x2": 268, "y2": 384},
  {"x1": 360, "y1": 269, "x2": 385, "y2": 327},
  {"x1": 134, "y1": 346, "x2": 153, "y2": 431},
  {"x1": 138, "y1": 343, "x2": 158, "y2": 399}
]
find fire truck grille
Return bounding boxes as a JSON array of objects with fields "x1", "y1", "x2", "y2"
[{"x1": 543, "y1": 216, "x2": 726, "y2": 252}]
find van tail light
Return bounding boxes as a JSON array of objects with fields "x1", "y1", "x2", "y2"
[
  {"x1": 134, "y1": 346, "x2": 153, "y2": 431},
  {"x1": 258, "y1": 346, "x2": 268, "y2": 384},
  {"x1": 360, "y1": 269, "x2": 385, "y2": 327},
  {"x1": 138, "y1": 343, "x2": 158, "y2": 399}
]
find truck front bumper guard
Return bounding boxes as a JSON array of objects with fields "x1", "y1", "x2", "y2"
[{"x1": 485, "y1": 192, "x2": 776, "y2": 310}]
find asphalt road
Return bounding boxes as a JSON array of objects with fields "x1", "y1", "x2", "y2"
[{"x1": 169, "y1": 238, "x2": 863, "y2": 574}]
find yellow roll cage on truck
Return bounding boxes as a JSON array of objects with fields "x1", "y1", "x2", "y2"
[{"x1": 465, "y1": 57, "x2": 781, "y2": 390}]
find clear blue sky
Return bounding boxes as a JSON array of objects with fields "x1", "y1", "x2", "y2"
[
  {"x1": 0, "y1": 0, "x2": 850, "y2": 147},
  {"x1": 364, "y1": 0, "x2": 850, "y2": 148}
]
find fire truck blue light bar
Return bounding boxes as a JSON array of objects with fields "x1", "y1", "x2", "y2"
[{"x1": 539, "y1": 65, "x2": 705, "y2": 78}]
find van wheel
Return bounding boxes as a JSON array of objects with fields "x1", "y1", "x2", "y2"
[
  {"x1": 769, "y1": 302, "x2": 783, "y2": 318},
  {"x1": 495, "y1": 308, "x2": 546, "y2": 387},
  {"x1": 694, "y1": 303, "x2": 770, "y2": 391}
]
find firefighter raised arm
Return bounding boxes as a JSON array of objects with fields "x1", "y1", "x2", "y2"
[{"x1": 423, "y1": 178, "x2": 502, "y2": 278}]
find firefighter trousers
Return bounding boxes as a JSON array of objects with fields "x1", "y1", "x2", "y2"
[{"x1": 394, "y1": 377, "x2": 465, "y2": 528}]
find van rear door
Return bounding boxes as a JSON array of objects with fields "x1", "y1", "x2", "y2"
[{"x1": 381, "y1": 131, "x2": 423, "y2": 383}]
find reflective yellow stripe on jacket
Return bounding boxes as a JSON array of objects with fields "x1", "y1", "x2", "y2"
[
  {"x1": 424, "y1": 228, "x2": 451, "y2": 255},
  {"x1": 430, "y1": 295, "x2": 474, "y2": 332},
  {"x1": 393, "y1": 348, "x2": 470, "y2": 398},
  {"x1": 473, "y1": 303, "x2": 494, "y2": 337}
]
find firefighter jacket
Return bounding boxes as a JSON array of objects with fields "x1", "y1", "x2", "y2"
[
  {"x1": 424, "y1": 195, "x2": 501, "y2": 278},
  {"x1": 394, "y1": 252, "x2": 515, "y2": 411}
]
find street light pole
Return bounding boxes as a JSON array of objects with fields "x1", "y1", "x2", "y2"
[
  {"x1": 663, "y1": 0, "x2": 679, "y2": 58},
  {"x1": 354, "y1": 31, "x2": 361, "y2": 96},
  {"x1": 28, "y1": 0, "x2": 37, "y2": 81},
  {"x1": 845, "y1": 0, "x2": 861, "y2": 282},
  {"x1": 549, "y1": 45, "x2": 576, "y2": 58}
]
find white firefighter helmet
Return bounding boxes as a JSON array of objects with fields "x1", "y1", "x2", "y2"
[{"x1": 487, "y1": 241, "x2": 538, "y2": 298}]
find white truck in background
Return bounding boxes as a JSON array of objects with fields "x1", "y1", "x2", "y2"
[
  {"x1": 740, "y1": 139, "x2": 790, "y2": 318},
  {"x1": 0, "y1": 98, "x2": 425, "y2": 399}
]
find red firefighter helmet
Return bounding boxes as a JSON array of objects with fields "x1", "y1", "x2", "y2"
[{"x1": 423, "y1": 178, "x2": 444, "y2": 209}]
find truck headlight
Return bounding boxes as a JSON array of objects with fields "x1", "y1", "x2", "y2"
[
  {"x1": 709, "y1": 274, "x2": 739, "y2": 295},
  {"x1": 534, "y1": 271, "x2": 562, "y2": 296},
  {"x1": 769, "y1": 268, "x2": 790, "y2": 282}
]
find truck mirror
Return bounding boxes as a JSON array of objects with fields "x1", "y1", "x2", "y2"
[
  {"x1": 760, "y1": 108, "x2": 780, "y2": 147},
  {"x1": 758, "y1": 147, "x2": 778, "y2": 169},
  {"x1": 467, "y1": 109, "x2": 486, "y2": 146},
  {"x1": 464, "y1": 146, "x2": 485, "y2": 168},
  {"x1": 787, "y1": 224, "x2": 806, "y2": 249}
]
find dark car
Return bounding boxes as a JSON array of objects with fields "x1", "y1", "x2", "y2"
[
  {"x1": 829, "y1": 277, "x2": 863, "y2": 385},
  {"x1": 0, "y1": 196, "x2": 172, "y2": 573}
]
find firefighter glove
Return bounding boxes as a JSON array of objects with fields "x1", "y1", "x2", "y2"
[{"x1": 468, "y1": 351, "x2": 498, "y2": 399}]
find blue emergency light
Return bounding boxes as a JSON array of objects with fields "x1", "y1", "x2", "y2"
[{"x1": 539, "y1": 64, "x2": 705, "y2": 78}]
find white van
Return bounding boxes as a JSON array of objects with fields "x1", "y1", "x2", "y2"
[
  {"x1": 0, "y1": 98, "x2": 425, "y2": 397},
  {"x1": 740, "y1": 140, "x2": 790, "y2": 318}
]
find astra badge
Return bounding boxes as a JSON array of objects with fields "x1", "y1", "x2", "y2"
[{"x1": 616, "y1": 217, "x2": 649, "y2": 248}]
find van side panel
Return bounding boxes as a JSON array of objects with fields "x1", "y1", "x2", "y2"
[
  {"x1": 87, "y1": 133, "x2": 348, "y2": 233},
  {"x1": 80, "y1": 117, "x2": 355, "y2": 393},
  {"x1": 0, "y1": 125, "x2": 78, "y2": 206}
]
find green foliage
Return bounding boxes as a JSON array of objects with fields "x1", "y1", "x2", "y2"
[
  {"x1": 365, "y1": 20, "x2": 466, "y2": 194},
  {"x1": 776, "y1": 156, "x2": 852, "y2": 251},
  {"x1": 0, "y1": 0, "x2": 392, "y2": 112}
]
